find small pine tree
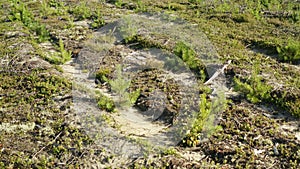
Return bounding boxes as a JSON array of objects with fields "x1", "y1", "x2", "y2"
[{"x1": 109, "y1": 64, "x2": 139, "y2": 108}]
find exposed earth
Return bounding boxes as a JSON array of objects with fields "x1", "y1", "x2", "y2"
[{"x1": 0, "y1": 0, "x2": 299, "y2": 168}]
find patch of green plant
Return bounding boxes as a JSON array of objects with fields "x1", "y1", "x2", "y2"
[
  {"x1": 162, "y1": 147, "x2": 178, "y2": 155},
  {"x1": 167, "y1": 2, "x2": 186, "y2": 11},
  {"x1": 271, "y1": 89, "x2": 300, "y2": 118},
  {"x1": 100, "y1": 114, "x2": 120, "y2": 129},
  {"x1": 234, "y1": 62, "x2": 299, "y2": 117},
  {"x1": 123, "y1": 34, "x2": 166, "y2": 51},
  {"x1": 244, "y1": 39, "x2": 278, "y2": 55},
  {"x1": 285, "y1": 99, "x2": 300, "y2": 118},
  {"x1": 232, "y1": 13, "x2": 255, "y2": 23},
  {"x1": 129, "y1": 89, "x2": 140, "y2": 104},
  {"x1": 174, "y1": 41, "x2": 208, "y2": 80},
  {"x1": 58, "y1": 38, "x2": 71, "y2": 63},
  {"x1": 40, "y1": 0, "x2": 67, "y2": 17},
  {"x1": 69, "y1": 2, "x2": 92, "y2": 21},
  {"x1": 8, "y1": 0, "x2": 50, "y2": 42},
  {"x1": 0, "y1": 70, "x2": 70, "y2": 108},
  {"x1": 215, "y1": 1, "x2": 232, "y2": 13},
  {"x1": 133, "y1": 0, "x2": 147, "y2": 12},
  {"x1": 46, "y1": 0, "x2": 69, "y2": 16},
  {"x1": 183, "y1": 92, "x2": 224, "y2": 147},
  {"x1": 241, "y1": 0, "x2": 277, "y2": 20},
  {"x1": 90, "y1": 10, "x2": 105, "y2": 29},
  {"x1": 234, "y1": 62, "x2": 272, "y2": 104},
  {"x1": 291, "y1": 11, "x2": 300, "y2": 23},
  {"x1": 115, "y1": 0, "x2": 124, "y2": 8},
  {"x1": 40, "y1": 0, "x2": 51, "y2": 16},
  {"x1": 188, "y1": 0, "x2": 204, "y2": 5},
  {"x1": 276, "y1": 39, "x2": 300, "y2": 64},
  {"x1": 0, "y1": 68, "x2": 71, "y2": 132},
  {"x1": 95, "y1": 91, "x2": 116, "y2": 112},
  {"x1": 95, "y1": 67, "x2": 111, "y2": 84}
]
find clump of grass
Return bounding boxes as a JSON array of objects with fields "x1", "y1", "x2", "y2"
[{"x1": 276, "y1": 39, "x2": 300, "y2": 64}]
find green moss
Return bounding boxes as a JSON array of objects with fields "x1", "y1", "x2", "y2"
[
  {"x1": 232, "y1": 13, "x2": 255, "y2": 23},
  {"x1": 0, "y1": 70, "x2": 70, "y2": 108}
]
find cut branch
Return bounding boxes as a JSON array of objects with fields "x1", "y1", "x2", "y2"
[{"x1": 204, "y1": 60, "x2": 232, "y2": 85}]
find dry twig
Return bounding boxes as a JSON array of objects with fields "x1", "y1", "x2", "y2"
[
  {"x1": 204, "y1": 60, "x2": 232, "y2": 85},
  {"x1": 32, "y1": 131, "x2": 63, "y2": 159}
]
